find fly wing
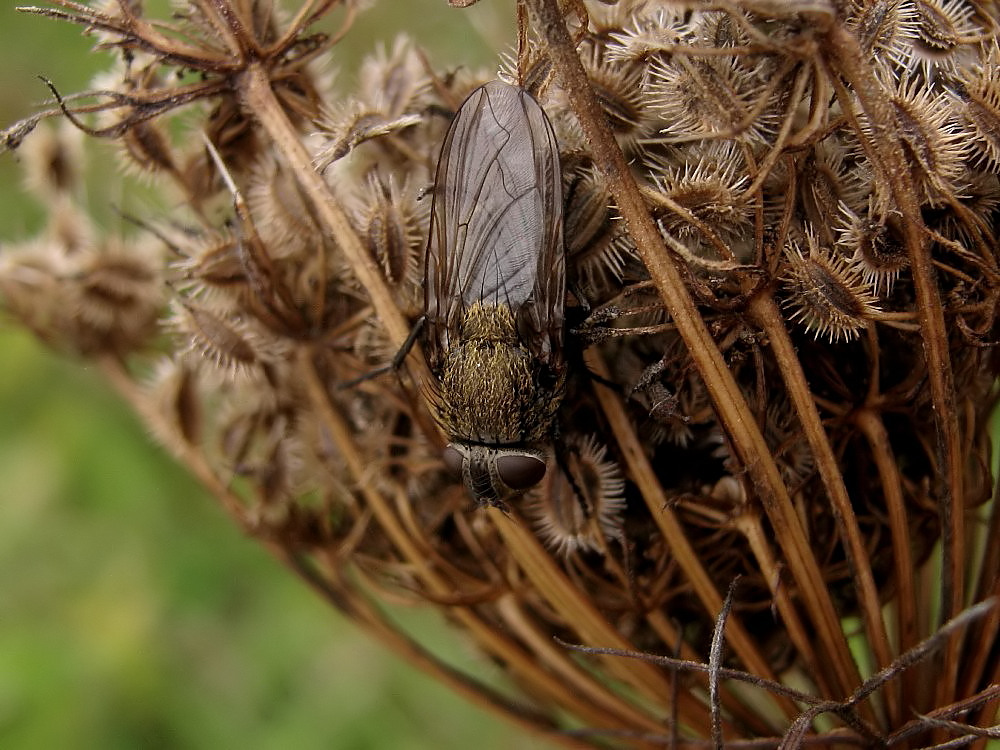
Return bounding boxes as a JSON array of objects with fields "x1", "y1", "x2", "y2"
[{"x1": 424, "y1": 81, "x2": 564, "y2": 366}]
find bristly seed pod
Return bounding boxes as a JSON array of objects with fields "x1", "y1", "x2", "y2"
[
  {"x1": 563, "y1": 165, "x2": 637, "y2": 298},
  {"x1": 526, "y1": 434, "x2": 625, "y2": 556},
  {"x1": 169, "y1": 298, "x2": 286, "y2": 381},
  {"x1": 20, "y1": 120, "x2": 84, "y2": 200},
  {"x1": 422, "y1": 80, "x2": 565, "y2": 510},
  {"x1": 356, "y1": 172, "x2": 424, "y2": 301},
  {"x1": 954, "y1": 43, "x2": 1000, "y2": 168},
  {"x1": 605, "y1": 9, "x2": 689, "y2": 68},
  {"x1": 910, "y1": 0, "x2": 979, "y2": 74},
  {"x1": 782, "y1": 231, "x2": 880, "y2": 343},
  {"x1": 71, "y1": 243, "x2": 162, "y2": 353},
  {"x1": 846, "y1": 0, "x2": 919, "y2": 75},
  {"x1": 645, "y1": 141, "x2": 751, "y2": 248},
  {"x1": 144, "y1": 357, "x2": 203, "y2": 449},
  {"x1": 798, "y1": 142, "x2": 871, "y2": 244},
  {"x1": 836, "y1": 204, "x2": 908, "y2": 295},
  {"x1": 862, "y1": 76, "x2": 967, "y2": 211},
  {"x1": 578, "y1": 43, "x2": 649, "y2": 153}
]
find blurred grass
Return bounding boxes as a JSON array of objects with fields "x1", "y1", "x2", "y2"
[{"x1": 0, "y1": 2, "x2": 545, "y2": 748}]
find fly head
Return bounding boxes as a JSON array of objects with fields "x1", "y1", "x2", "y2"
[{"x1": 443, "y1": 442, "x2": 548, "y2": 510}]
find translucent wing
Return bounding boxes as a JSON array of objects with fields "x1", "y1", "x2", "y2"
[{"x1": 424, "y1": 81, "x2": 564, "y2": 366}]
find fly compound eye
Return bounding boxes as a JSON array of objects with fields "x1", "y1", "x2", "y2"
[
  {"x1": 442, "y1": 444, "x2": 465, "y2": 479},
  {"x1": 496, "y1": 454, "x2": 546, "y2": 491}
]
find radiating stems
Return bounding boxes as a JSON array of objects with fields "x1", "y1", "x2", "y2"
[
  {"x1": 585, "y1": 349, "x2": 797, "y2": 726},
  {"x1": 749, "y1": 293, "x2": 895, "y2": 726},
  {"x1": 823, "y1": 25, "x2": 965, "y2": 709},
  {"x1": 526, "y1": 0, "x2": 861, "y2": 700}
]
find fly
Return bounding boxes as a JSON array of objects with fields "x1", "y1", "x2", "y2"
[{"x1": 423, "y1": 80, "x2": 565, "y2": 510}]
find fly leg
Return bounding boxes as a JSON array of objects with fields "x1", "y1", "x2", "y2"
[{"x1": 339, "y1": 316, "x2": 424, "y2": 389}]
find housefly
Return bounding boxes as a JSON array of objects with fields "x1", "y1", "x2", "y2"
[{"x1": 423, "y1": 80, "x2": 565, "y2": 510}]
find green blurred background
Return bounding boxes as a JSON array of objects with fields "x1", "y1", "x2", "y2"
[{"x1": 0, "y1": 2, "x2": 549, "y2": 748}]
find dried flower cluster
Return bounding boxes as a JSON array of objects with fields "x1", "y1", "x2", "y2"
[{"x1": 3, "y1": 0, "x2": 999, "y2": 746}]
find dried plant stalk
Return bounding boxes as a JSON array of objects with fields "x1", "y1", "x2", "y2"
[{"x1": 3, "y1": 0, "x2": 999, "y2": 747}]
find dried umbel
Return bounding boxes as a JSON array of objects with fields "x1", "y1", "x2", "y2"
[{"x1": 3, "y1": 0, "x2": 999, "y2": 747}]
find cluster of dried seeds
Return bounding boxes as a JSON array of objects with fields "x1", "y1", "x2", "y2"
[{"x1": 2, "y1": 0, "x2": 998, "y2": 746}]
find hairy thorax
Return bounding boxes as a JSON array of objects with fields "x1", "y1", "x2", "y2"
[{"x1": 438, "y1": 302, "x2": 548, "y2": 444}]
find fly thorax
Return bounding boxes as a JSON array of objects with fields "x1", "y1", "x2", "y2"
[
  {"x1": 438, "y1": 303, "x2": 545, "y2": 443},
  {"x1": 459, "y1": 301, "x2": 517, "y2": 341}
]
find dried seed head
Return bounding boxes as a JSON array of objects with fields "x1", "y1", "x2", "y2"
[
  {"x1": 846, "y1": 0, "x2": 919, "y2": 76},
  {"x1": 19, "y1": 120, "x2": 84, "y2": 200},
  {"x1": 782, "y1": 231, "x2": 881, "y2": 343},
  {"x1": 606, "y1": 8, "x2": 689, "y2": 68},
  {"x1": 352, "y1": 172, "x2": 425, "y2": 307},
  {"x1": 564, "y1": 165, "x2": 637, "y2": 298},
  {"x1": 8, "y1": 1, "x2": 1000, "y2": 742},
  {"x1": 835, "y1": 205, "x2": 908, "y2": 295},
  {"x1": 646, "y1": 141, "x2": 752, "y2": 247},
  {"x1": 168, "y1": 297, "x2": 287, "y2": 381},
  {"x1": 954, "y1": 43, "x2": 1000, "y2": 168},
  {"x1": 526, "y1": 434, "x2": 625, "y2": 556},
  {"x1": 909, "y1": 0, "x2": 980, "y2": 77}
]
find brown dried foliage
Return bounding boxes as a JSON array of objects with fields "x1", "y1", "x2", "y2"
[{"x1": 3, "y1": 0, "x2": 999, "y2": 747}]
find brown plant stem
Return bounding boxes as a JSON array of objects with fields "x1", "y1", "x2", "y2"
[
  {"x1": 492, "y1": 595, "x2": 681, "y2": 739},
  {"x1": 585, "y1": 350, "x2": 796, "y2": 729},
  {"x1": 960, "y1": 481, "x2": 1000, "y2": 700},
  {"x1": 236, "y1": 61, "x2": 437, "y2": 407},
  {"x1": 821, "y1": 23, "x2": 965, "y2": 707},
  {"x1": 491, "y1": 509, "x2": 710, "y2": 732},
  {"x1": 852, "y1": 405, "x2": 917, "y2": 710},
  {"x1": 525, "y1": 0, "x2": 861, "y2": 700},
  {"x1": 284, "y1": 551, "x2": 588, "y2": 749},
  {"x1": 297, "y1": 346, "x2": 668, "y2": 738},
  {"x1": 748, "y1": 294, "x2": 897, "y2": 725},
  {"x1": 99, "y1": 351, "x2": 583, "y2": 743},
  {"x1": 731, "y1": 510, "x2": 832, "y2": 698}
]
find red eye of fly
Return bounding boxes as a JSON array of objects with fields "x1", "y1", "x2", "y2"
[
  {"x1": 443, "y1": 445, "x2": 465, "y2": 479},
  {"x1": 496, "y1": 454, "x2": 546, "y2": 490}
]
